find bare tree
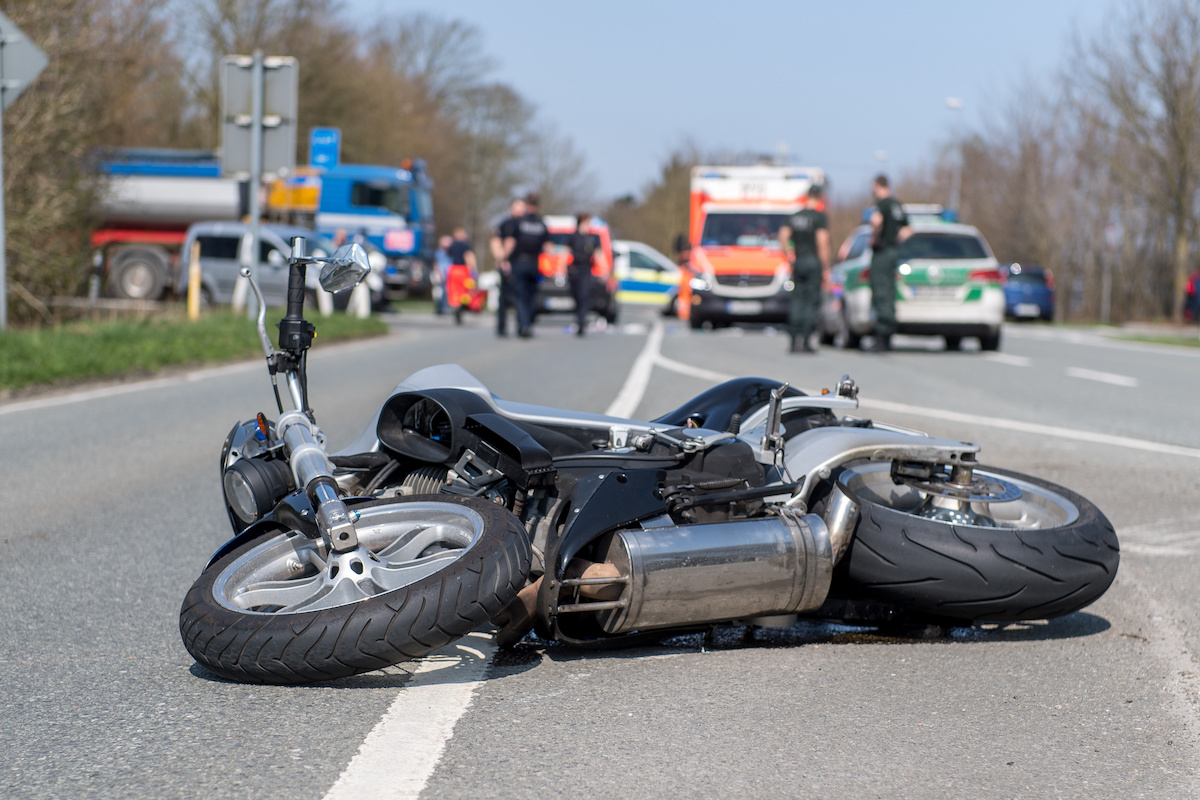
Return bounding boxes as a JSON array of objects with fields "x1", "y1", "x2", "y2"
[
  {"x1": 1074, "y1": 0, "x2": 1200, "y2": 320},
  {"x1": 522, "y1": 122, "x2": 598, "y2": 217}
]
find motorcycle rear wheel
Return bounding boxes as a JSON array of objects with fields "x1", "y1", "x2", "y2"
[
  {"x1": 180, "y1": 496, "x2": 530, "y2": 684},
  {"x1": 837, "y1": 464, "x2": 1118, "y2": 623}
]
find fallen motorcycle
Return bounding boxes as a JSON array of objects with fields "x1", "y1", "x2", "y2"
[{"x1": 179, "y1": 238, "x2": 1119, "y2": 684}]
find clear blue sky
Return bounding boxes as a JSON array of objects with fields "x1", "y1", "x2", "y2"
[{"x1": 346, "y1": 0, "x2": 1119, "y2": 204}]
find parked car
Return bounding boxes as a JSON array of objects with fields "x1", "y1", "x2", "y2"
[
  {"x1": 1001, "y1": 263, "x2": 1055, "y2": 321},
  {"x1": 177, "y1": 221, "x2": 385, "y2": 310},
  {"x1": 535, "y1": 215, "x2": 619, "y2": 324},
  {"x1": 818, "y1": 219, "x2": 1005, "y2": 350},
  {"x1": 612, "y1": 239, "x2": 681, "y2": 316}
]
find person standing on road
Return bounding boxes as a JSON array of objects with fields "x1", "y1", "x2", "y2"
[
  {"x1": 778, "y1": 185, "x2": 831, "y2": 353},
  {"x1": 490, "y1": 197, "x2": 525, "y2": 337},
  {"x1": 433, "y1": 234, "x2": 453, "y2": 315},
  {"x1": 568, "y1": 212, "x2": 601, "y2": 336},
  {"x1": 445, "y1": 226, "x2": 477, "y2": 324},
  {"x1": 503, "y1": 192, "x2": 551, "y2": 339},
  {"x1": 867, "y1": 174, "x2": 911, "y2": 352}
]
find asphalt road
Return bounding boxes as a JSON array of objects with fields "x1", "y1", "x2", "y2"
[{"x1": 1, "y1": 306, "x2": 1198, "y2": 799}]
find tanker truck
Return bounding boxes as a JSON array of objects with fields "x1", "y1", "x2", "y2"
[
  {"x1": 94, "y1": 148, "x2": 245, "y2": 301},
  {"x1": 93, "y1": 148, "x2": 436, "y2": 301}
]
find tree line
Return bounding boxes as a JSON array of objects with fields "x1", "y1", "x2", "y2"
[
  {"x1": 5, "y1": 0, "x2": 1200, "y2": 326},
  {"x1": 606, "y1": 0, "x2": 1200, "y2": 324},
  {"x1": 1, "y1": 0, "x2": 595, "y2": 325}
]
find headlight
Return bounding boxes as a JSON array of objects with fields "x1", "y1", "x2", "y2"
[
  {"x1": 223, "y1": 458, "x2": 294, "y2": 526},
  {"x1": 689, "y1": 277, "x2": 711, "y2": 292},
  {"x1": 784, "y1": 279, "x2": 795, "y2": 291}
]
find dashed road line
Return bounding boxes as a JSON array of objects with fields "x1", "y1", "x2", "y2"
[
  {"x1": 983, "y1": 353, "x2": 1032, "y2": 367},
  {"x1": 1066, "y1": 366, "x2": 1140, "y2": 388}
]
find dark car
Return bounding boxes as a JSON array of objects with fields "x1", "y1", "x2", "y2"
[{"x1": 1002, "y1": 263, "x2": 1055, "y2": 321}]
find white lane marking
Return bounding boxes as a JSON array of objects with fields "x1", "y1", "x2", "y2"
[
  {"x1": 1117, "y1": 518, "x2": 1200, "y2": 556},
  {"x1": 983, "y1": 353, "x2": 1031, "y2": 367},
  {"x1": 860, "y1": 397, "x2": 1200, "y2": 459},
  {"x1": 1066, "y1": 366, "x2": 1140, "y2": 388},
  {"x1": 323, "y1": 633, "x2": 496, "y2": 800},
  {"x1": 604, "y1": 320, "x2": 664, "y2": 418},
  {"x1": 654, "y1": 354, "x2": 734, "y2": 383}
]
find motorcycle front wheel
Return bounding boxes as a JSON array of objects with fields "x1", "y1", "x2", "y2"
[
  {"x1": 180, "y1": 496, "x2": 530, "y2": 684},
  {"x1": 837, "y1": 463, "x2": 1119, "y2": 623}
]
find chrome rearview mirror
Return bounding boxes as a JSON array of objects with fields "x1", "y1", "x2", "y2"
[{"x1": 318, "y1": 243, "x2": 371, "y2": 293}]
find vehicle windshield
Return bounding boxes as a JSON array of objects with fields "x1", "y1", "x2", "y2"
[
  {"x1": 899, "y1": 232, "x2": 988, "y2": 260},
  {"x1": 1006, "y1": 269, "x2": 1046, "y2": 285},
  {"x1": 351, "y1": 180, "x2": 411, "y2": 217},
  {"x1": 700, "y1": 212, "x2": 790, "y2": 247}
]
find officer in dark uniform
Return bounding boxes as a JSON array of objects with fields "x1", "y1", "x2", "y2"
[
  {"x1": 489, "y1": 197, "x2": 525, "y2": 337},
  {"x1": 778, "y1": 184, "x2": 831, "y2": 353},
  {"x1": 503, "y1": 192, "x2": 551, "y2": 338},
  {"x1": 867, "y1": 174, "x2": 911, "y2": 352},
  {"x1": 568, "y1": 212, "x2": 600, "y2": 336}
]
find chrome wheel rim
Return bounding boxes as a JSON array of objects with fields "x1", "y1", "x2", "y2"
[
  {"x1": 213, "y1": 501, "x2": 485, "y2": 614},
  {"x1": 839, "y1": 463, "x2": 1078, "y2": 530}
]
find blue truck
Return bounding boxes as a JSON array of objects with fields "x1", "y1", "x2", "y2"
[{"x1": 269, "y1": 160, "x2": 436, "y2": 298}]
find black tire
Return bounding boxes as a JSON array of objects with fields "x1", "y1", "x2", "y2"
[
  {"x1": 604, "y1": 294, "x2": 619, "y2": 325},
  {"x1": 980, "y1": 329, "x2": 1002, "y2": 351},
  {"x1": 838, "y1": 464, "x2": 1118, "y2": 623},
  {"x1": 110, "y1": 246, "x2": 168, "y2": 300},
  {"x1": 689, "y1": 313, "x2": 706, "y2": 330},
  {"x1": 179, "y1": 496, "x2": 531, "y2": 684},
  {"x1": 840, "y1": 312, "x2": 862, "y2": 350},
  {"x1": 943, "y1": 335, "x2": 962, "y2": 351}
]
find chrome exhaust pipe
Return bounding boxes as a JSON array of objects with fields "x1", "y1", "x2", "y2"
[{"x1": 584, "y1": 510, "x2": 832, "y2": 635}]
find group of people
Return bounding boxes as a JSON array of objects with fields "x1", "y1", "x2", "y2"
[
  {"x1": 436, "y1": 192, "x2": 604, "y2": 338},
  {"x1": 779, "y1": 174, "x2": 910, "y2": 354}
]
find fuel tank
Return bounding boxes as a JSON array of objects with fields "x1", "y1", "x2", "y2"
[{"x1": 585, "y1": 511, "x2": 832, "y2": 635}]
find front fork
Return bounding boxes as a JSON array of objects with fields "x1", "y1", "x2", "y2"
[{"x1": 276, "y1": 409, "x2": 360, "y2": 552}]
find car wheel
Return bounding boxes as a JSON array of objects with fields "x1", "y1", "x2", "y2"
[
  {"x1": 838, "y1": 312, "x2": 862, "y2": 350},
  {"x1": 944, "y1": 335, "x2": 962, "y2": 351},
  {"x1": 980, "y1": 329, "x2": 1002, "y2": 351}
]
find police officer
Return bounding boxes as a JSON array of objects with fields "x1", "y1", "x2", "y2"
[
  {"x1": 489, "y1": 197, "x2": 525, "y2": 337},
  {"x1": 867, "y1": 174, "x2": 911, "y2": 352},
  {"x1": 568, "y1": 212, "x2": 600, "y2": 336},
  {"x1": 503, "y1": 192, "x2": 551, "y2": 338},
  {"x1": 778, "y1": 184, "x2": 831, "y2": 353}
]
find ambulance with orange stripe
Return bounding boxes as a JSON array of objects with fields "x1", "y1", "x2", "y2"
[{"x1": 679, "y1": 165, "x2": 825, "y2": 329}]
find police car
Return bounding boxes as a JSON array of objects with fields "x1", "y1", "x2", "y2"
[
  {"x1": 612, "y1": 239, "x2": 681, "y2": 314},
  {"x1": 818, "y1": 205, "x2": 1005, "y2": 350}
]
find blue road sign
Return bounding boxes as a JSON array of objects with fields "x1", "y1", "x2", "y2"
[{"x1": 309, "y1": 127, "x2": 341, "y2": 169}]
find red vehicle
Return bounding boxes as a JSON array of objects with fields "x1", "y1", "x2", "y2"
[
  {"x1": 535, "y1": 215, "x2": 618, "y2": 324},
  {"x1": 677, "y1": 165, "x2": 826, "y2": 329}
]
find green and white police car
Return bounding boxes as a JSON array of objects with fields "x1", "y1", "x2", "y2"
[{"x1": 819, "y1": 207, "x2": 1005, "y2": 351}]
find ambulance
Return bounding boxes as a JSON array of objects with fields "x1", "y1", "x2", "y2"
[{"x1": 679, "y1": 165, "x2": 825, "y2": 328}]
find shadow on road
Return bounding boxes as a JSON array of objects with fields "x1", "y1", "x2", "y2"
[{"x1": 493, "y1": 611, "x2": 1112, "y2": 671}]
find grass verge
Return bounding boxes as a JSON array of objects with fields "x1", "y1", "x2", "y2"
[
  {"x1": 0, "y1": 310, "x2": 389, "y2": 394},
  {"x1": 1114, "y1": 332, "x2": 1200, "y2": 348}
]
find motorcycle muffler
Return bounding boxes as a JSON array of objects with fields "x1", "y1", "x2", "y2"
[{"x1": 573, "y1": 511, "x2": 832, "y2": 635}]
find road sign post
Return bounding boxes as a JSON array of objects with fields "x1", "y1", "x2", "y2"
[
  {"x1": 0, "y1": 11, "x2": 48, "y2": 333},
  {"x1": 221, "y1": 53, "x2": 297, "y2": 319}
]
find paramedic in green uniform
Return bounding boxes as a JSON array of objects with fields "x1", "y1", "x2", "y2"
[
  {"x1": 867, "y1": 174, "x2": 911, "y2": 352},
  {"x1": 778, "y1": 184, "x2": 831, "y2": 353}
]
